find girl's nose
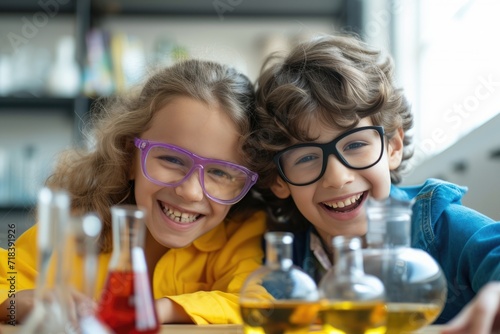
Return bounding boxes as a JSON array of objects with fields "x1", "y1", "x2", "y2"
[
  {"x1": 174, "y1": 169, "x2": 204, "y2": 202},
  {"x1": 320, "y1": 155, "x2": 355, "y2": 189}
]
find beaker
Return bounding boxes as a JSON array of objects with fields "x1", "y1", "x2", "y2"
[
  {"x1": 97, "y1": 205, "x2": 159, "y2": 334},
  {"x1": 363, "y1": 197, "x2": 448, "y2": 333},
  {"x1": 239, "y1": 232, "x2": 320, "y2": 334},
  {"x1": 318, "y1": 236, "x2": 387, "y2": 334}
]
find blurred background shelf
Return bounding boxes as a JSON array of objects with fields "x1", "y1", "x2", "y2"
[
  {"x1": 0, "y1": 0, "x2": 360, "y2": 236},
  {"x1": 1, "y1": 0, "x2": 498, "y2": 239},
  {"x1": 0, "y1": 0, "x2": 77, "y2": 13},
  {"x1": 92, "y1": 0, "x2": 349, "y2": 17}
]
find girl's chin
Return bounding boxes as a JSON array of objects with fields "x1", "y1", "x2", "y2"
[{"x1": 151, "y1": 230, "x2": 196, "y2": 249}]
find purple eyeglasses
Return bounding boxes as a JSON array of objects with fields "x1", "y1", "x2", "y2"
[{"x1": 134, "y1": 138, "x2": 258, "y2": 205}]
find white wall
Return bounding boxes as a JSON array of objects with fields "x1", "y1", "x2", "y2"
[
  {"x1": 402, "y1": 113, "x2": 500, "y2": 220},
  {"x1": 98, "y1": 16, "x2": 338, "y2": 82}
]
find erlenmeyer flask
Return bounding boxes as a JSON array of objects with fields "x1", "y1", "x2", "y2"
[
  {"x1": 97, "y1": 205, "x2": 159, "y2": 334},
  {"x1": 239, "y1": 232, "x2": 320, "y2": 334},
  {"x1": 363, "y1": 197, "x2": 448, "y2": 334},
  {"x1": 22, "y1": 187, "x2": 76, "y2": 333},
  {"x1": 318, "y1": 236, "x2": 387, "y2": 334}
]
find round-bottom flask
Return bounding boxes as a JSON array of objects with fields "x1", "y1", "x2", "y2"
[
  {"x1": 363, "y1": 198, "x2": 447, "y2": 333},
  {"x1": 318, "y1": 236, "x2": 387, "y2": 334},
  {"x1": 239, "y1": 232, "x2": 320, "y2": 334}
]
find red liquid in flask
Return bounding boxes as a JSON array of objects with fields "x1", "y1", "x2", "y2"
[{"x1": 98, "y1": 270, "x2": 159, "y2": 334}]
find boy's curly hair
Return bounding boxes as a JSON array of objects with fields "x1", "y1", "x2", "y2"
[{"x1": 245, "y1": 34, "x2": 413, "y2": 230}]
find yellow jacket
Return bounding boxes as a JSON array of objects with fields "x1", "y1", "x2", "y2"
[{"x1": 0, "y1": 211, "x2": 266, "y2": 324}]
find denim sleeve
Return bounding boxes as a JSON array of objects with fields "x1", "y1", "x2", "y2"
[{"x1": 424, "y1": 203, "x2": 500, "y2": 322}]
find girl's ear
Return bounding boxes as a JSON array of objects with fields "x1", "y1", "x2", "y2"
[
  {"x1": 388, "y1": 127, "x2": 404, "y2": 170},
  {"x1": 270, "y1": 176, "x2": 291, "y2": 199}
]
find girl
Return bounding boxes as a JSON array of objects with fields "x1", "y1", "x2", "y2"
[
  {"x1": 246, "y1": 34, "x2": 500, "y2": 324},
  {"x1": 0, "y1": 59, "x2": 266, "y2": 324}
]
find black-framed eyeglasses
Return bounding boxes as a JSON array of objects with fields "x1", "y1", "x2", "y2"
[{"x1": 273, "y1": 126, "x2": 385, "y2": 186}]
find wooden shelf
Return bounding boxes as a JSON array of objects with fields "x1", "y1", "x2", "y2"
[
  {"x1": 0, "y1": 97, "x2": 76, "y2": 110},
  {"x1": 0, "y1": 0, "x2": 77, "y2": 13},
  {"x1": 92, "y1": 0, "x2": 347, "y2": 18}
]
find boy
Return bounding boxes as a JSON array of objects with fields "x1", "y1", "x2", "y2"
[{"x1": 247, "y1": 34, "x2": 500, "y2": 324}]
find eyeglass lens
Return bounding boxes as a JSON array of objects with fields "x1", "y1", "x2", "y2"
[
  {"x1": 145, "y1": 146, "x2": 250, "y2": 201},
  {"x1": 278, "y1": 128, "x2": 383, "y2": 185}
]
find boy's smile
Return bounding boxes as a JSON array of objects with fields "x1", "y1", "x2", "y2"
[
  {"x1": 271, "y1": 117, "x2": 404, "y2": 246},
  {"x1": 321, "y1": 191, "x2": 364, "y2": 212}
]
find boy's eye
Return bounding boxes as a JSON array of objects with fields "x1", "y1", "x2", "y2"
[
  {"x1": 343, "y1": 142, "x2": 368, "y2": 151},
  {"x1": 296, "y1": 155, "x2": 319, "y2": 165}
]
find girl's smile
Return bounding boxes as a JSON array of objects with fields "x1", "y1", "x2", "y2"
[
  {"x1": 159, "y1": 200, "x2": 202, "y2": 224},
  {"x1": 133, "y1": 96, "x2": 244, "y2": 249}
]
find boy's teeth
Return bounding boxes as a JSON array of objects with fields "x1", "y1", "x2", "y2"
[
  {"x1": 324, "y1": 193, "x2": 362, "y2": 209},
  {"x1": 161, "y1": 204, "x2": 199, "y2": 223}
]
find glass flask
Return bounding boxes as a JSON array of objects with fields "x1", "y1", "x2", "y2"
[
  {"x1": 69, "y1": 213, "x2": 113, "y2": 334},
  {"x1": 97, "y1": 205, "x2": 159, "y2": 334},
  {"x1": 363, "y1": 197, "x2": 448, "y2": 334},
  {"x1": 22, "y1": 187, "x2": 77, "y2": 334},
  {"x1": 239, "y1": 232, "x2": 320, "y2": 334},
  {"x1": 318, "y1": 236, "x2": 387, "y2": 334}
]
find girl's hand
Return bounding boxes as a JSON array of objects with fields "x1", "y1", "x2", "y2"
[
  {"x1": 155, "y1": 297, "x2": 193, "y2": 324},
  {"x1": 0, "y1": 288, "x2": 95, "y2": 325},
  {"x1": 0, "y1": 289, "x2": 35, "y2": 324},
  {"x1": 442, "y1": 282, "x2": 500, "y2": 334}
]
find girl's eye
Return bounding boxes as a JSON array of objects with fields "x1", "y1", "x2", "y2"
[
  {"x1": 208, "y1": 168, "x2": 233, "y2": 180},
  {"x1": 158, "y1": 155, "x2": 184, "y2": 166}
]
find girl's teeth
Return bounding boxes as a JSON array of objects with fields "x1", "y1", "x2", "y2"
[{"x1": 161, "y1": 204, "x2": 199, "y2": 223}]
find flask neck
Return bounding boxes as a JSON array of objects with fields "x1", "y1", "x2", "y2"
[
  {"x1": 333, "y1": 236, "x2": 365, "y2": 277},
  {"x1": 366, "y1": 197, "x2": 413, "y2": 249},
  {"x1": 110, "y1": 205, "x2": 146, "y2": 271},
  {"x1": 265, "y1": 232, "x2": 294, "y2": 270},
  {"x1": 37, "y1": 188, "x2": 70, "y2": 291}
]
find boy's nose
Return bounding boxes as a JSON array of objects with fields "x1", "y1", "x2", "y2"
[
  {"x1": 174, "y1": 169, "x2": 204, "y2": 202},
  {"x1": 320, "y1": 155, "x2": 354, "y2": 189}
]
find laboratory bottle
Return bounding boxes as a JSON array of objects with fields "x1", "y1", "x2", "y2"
[
  {"x1": 239, "y1": 231, "x2": 320, "y2": 334},
  {"x1": 363, "y1": 197, "x2": 447, "y2": 334},
  {"x1": 318, "y1": 236, "x2": 387, "y2": 334}
]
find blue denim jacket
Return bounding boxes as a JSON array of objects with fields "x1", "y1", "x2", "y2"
[{"x1": 290, "y1": 178, "x2": 500, "y2": 323}]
